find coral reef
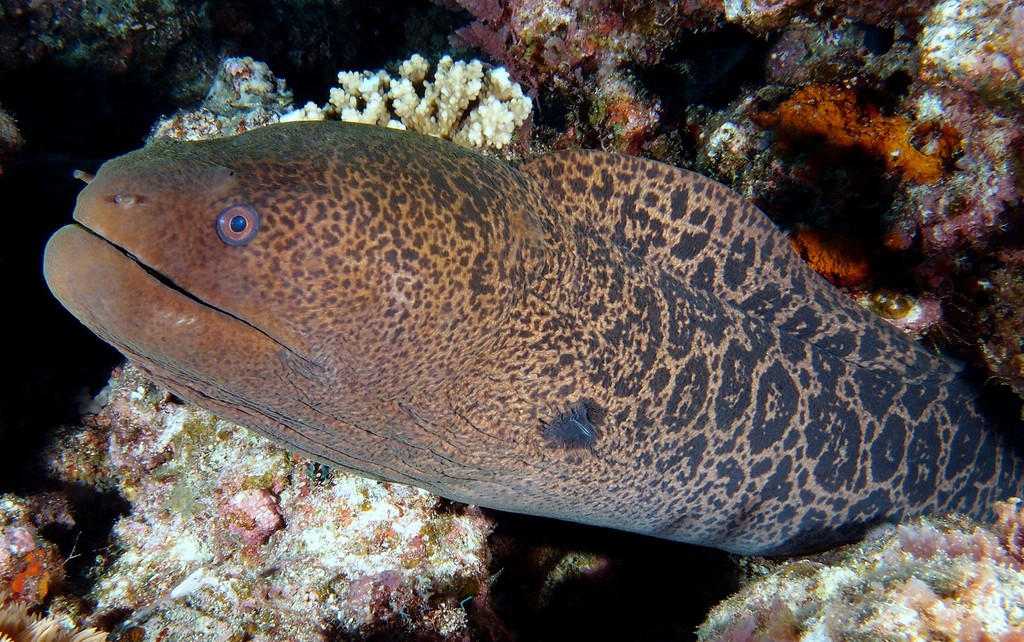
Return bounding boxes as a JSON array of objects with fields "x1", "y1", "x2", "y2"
[
  {"x1": 151, "y1": 56, "x2": 294, "y2": 141},
  {"x1": 918, "y1": 0, "x2": 1024, "y2": 110},
  {"x1": 441, "y1": 0, "x2": 717, "y2": 89},
  {"x1": 438, "y1": 0, "x2": 716, "y2": 154},
  {"x1": 281, "y1": 54, "x2": 533, "y2": 151},
  {"x1": 899, "y1": 87, "x2": 1021, "y2": 257},
  {"x1": 720, "y1": 0, "x2": 937, "y2": 33},
  {"x1": 685, "y1": 0, "x2": 1024, "y2": 400},
  {"x1": 975, "y1": 261, "x2": 1024, "y2": 400},
  {"x1": 698, "y1": 499, "x2": 1024, "y2": 641},
  {"x1": 763, "y1": 21, "x2": 914, "y2": 88},
  {"x1": 751, "y1": 84, "x2": 960, "y2": 185},
  {"x1": 0, "y1": 601, "x2": 106, "y2": 642},
  {"x1": 44, "y1": 364, "x2": 495, "y2": 640},
  {"x1": 0, "y1": 497, "x2": 65, "y2": 606},
  {"x1": 0, "y1": 0, "x2": 204, "y2": 79},
  {"x1": 8, "y1": 0, "x2": 1024, "y2": 637},
  {"x1": 0, "y1": 102, "x2": 23, "y2": 175}
]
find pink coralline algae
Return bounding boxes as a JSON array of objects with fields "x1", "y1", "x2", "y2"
[
  {"x1": 901, "y1": 86, "x2": 1021, "y2": 257},
  {"x1": 0, "y1": 495, "x2": 66, "y2": 605},
  {"x1": 890, "y1": 0, "x2": 1024, "y2": 258},
  {"x1": 919, "y1": 0, "x2": 1024, "y2": 109},
  {"x1": 43, "y1": 364, "x2": 496, "y2": 640},
  {"x1": 438, "y1": 0, "x2": 718, "y2": 153},
  {"x1": 222, "y1": 488, "x2": 285, "y2": 550},
  {"x1": 699, "y1": 499, "x2": 1024, "y2": 641},
  {"x1": 442, "y1": 0, "x2": 719, "y2": 89}
]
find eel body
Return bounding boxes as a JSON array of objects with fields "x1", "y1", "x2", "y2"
[{"x1": 43, "y1": 121, "x2": 1023, "y2": 555}]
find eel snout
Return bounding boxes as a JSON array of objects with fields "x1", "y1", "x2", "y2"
[{"x1": 43, "y1": 224, "x2": 283, "y2": 396}]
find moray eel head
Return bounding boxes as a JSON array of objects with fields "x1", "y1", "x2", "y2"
[
  {"x1": 46, "y1": 149, "x2": 296, "y2": 411},
  {"x1": 46, "y1": 123, "x2": 545, "y2": 400},
  {"x1": 45, "y1": 123, "x2": 560, "y2": 510}
]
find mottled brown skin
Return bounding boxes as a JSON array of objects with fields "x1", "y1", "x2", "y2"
[{"x1": 44, "y1": 121, "x2": 1023, "y2": 555}]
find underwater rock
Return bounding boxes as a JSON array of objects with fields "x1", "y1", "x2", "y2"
[
  {"x1": 699, "y1": 499, "x2": 1024, "y2": 641},
  {"x1": 46, "y1": 364, "x2": 495, "y2": 640},
  {"x1": 151, "y1": 56, "x2": 294, "y2": 141},
  {"x1": 0, "y1": 103, "x2": 23, "y2": 176}
]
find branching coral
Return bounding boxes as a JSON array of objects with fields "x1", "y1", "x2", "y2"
[{"x1": 282, "y1": 54, "x2": 533, "y2": 151}]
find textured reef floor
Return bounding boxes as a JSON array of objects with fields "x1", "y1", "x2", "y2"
[
  {"x1": 2, "y1": 0, "x2": 1024, "y2": 639},
  {"x1": 16, "y1": 364, "x2": 493, "y2": 640}
]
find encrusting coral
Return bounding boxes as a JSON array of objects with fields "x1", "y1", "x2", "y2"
[
  {"x1": 44, "y1": 364, "x2": 495, "y2": 640},
  {"x1": 698, "y1": 499, "x2": 1024, "y2": 641},
  {"x1": 0, "y1": 601, "x2": 106, "y2": 642},
  {"x1": 282, "y1": 53, "x2": 533, "y2": 151},
  {"x1": 751, "y1": 84, "x2": 961, "y2": 185},
  {"x1": 151, "y1": 56, "x2": 294, "y2": 142}
]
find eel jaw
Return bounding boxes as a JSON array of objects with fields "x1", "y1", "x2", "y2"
[{"x1": 42, "y1": 224, "x2": 284, "y2": 403}]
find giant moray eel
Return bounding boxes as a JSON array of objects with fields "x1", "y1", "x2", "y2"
[{"x1": 43, "y1": 121, "x2": 1023, "y2": 555}]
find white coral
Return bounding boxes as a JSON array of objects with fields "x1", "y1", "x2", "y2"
[{"x1": 282, "y1": 54, "x2": 532, "y2": 151}]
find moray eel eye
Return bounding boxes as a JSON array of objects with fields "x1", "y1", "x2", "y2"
[{"x1": 216, "y1": 204, "x2": 260, "y2": 246}]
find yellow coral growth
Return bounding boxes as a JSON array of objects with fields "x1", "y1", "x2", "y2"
[
  {"x1": 754, "y1": 85, "x2": 960, "y2": 183},
  {"x1": 788, "y1": 227, "x2": 872, "y2": 288}
]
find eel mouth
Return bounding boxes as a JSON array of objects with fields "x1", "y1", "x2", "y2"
[
  {"x1": 43, "y1": 224, "x2": 280, "y2": 385},
  {"x1": 66, "y1": 223, "x2": 214, "y2": 308},
  {"x1": 44, "y1": 223, "x2": 292, "y2": 359},
  {"x1": 46, "y1": 223, "x2": 218, "y2": 334}
]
